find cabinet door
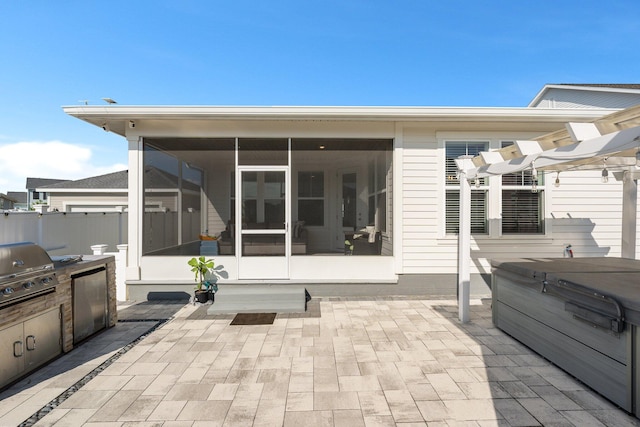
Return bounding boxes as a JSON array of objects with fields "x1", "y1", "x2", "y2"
[
  {"x1": 23, "y1": 306, "x2": 62, "y2": 370},
  {"x1": 0, "y1": 323, "x2": 25, "y2": 388}
]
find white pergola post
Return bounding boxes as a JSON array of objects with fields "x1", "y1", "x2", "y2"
[
  {"x1": 621, "y1": 173, "x2": 638, "y2": 259},
  {"x1": 456, "y1": 158, "x2": 473, "y2": 323}
]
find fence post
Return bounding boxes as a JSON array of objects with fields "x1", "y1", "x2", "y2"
[
  {"x1": 91, "y1": 244, "x2": 108, "y2": 255},
  {"x1": 116, "y1": 244, "x2": 128, "y2": 301}
]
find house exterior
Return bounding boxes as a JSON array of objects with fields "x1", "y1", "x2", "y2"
[
  {"x1": 37, "y1": 170, "x2": 128, "y2": 212},
  {"x1": 0, "y1": 193, "x2": 18, "y2": 210},
  {"x1": 63, "y1": 84, "x2": 640, "y2": 300},
  {"x1": 6, "y1": 192, "x2": 27, "y2": 210},
  {"x1": 26, "y1": 177, "x2": 68, "y2": 209}
]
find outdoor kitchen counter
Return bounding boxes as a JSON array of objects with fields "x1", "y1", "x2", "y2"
[
  {"x1": 0, "y1": 255, "x2": 116, "y2": 354},
  {"x1": 54, "y1": 255, "x2": 118, "y2": 346},
  {"x1": 492, "y1": 257, "x2": 640, "y2": 416}
]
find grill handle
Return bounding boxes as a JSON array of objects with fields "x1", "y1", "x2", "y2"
[{"x1": 13, "y1": 341, "x2": 23, "y2": 357}]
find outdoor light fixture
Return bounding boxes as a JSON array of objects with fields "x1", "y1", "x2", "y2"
[
  {"x1": 474, "y1": 178, "x2": 480, "y2": 188},
  {"x1": 601, "y1": 159, "x2": 609, "y2": 183},
  {"x1": 554, "y1": 172, "x2": 560, "y2": 188},
  {"x1": 530, "y1": 162, "x2": 538, "y2": 193}
]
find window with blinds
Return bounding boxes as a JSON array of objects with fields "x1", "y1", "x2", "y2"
[
  {"x1": 501, "y1": 141, "x2": 543, "y2": 234},
  {"x1": 446, "y1": 191, "x2": 488, "y2": 234},
  {"x1": 445, "y1": 141, "x2": 488, "y2": 234}
]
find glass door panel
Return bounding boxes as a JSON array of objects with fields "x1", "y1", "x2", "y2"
[
  {"x1": 238, "y1": 168, "x2": 289, "y2": 279},
  {"x1": 338, "y1": 170, "x2": 361, "y2": 252}
]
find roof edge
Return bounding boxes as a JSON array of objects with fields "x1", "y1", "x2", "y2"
[{"x1": 528, "y1": 84, "x2": 640, "y2": 107}]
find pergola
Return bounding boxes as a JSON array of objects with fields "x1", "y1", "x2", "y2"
[{"x1": 455, "y1": 105, "x2": 640, "y2": 322}]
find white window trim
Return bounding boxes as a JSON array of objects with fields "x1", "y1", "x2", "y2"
[
  {"x1": 440, "y1": 139, "x2": 490, "y2": 238},
  {"x1": 438, "y1": 135, "x2": 554, "y2": 240}
]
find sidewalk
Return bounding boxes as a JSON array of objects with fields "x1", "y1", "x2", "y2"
[{"x1": 0, "y1": 298, "x2": 638, "y2": 426}]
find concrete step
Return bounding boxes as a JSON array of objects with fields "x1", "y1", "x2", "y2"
[{"x1": 207, "y1": 285, "x2": 307, "y2": 314}]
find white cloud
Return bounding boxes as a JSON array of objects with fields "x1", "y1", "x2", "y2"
[{"x1": 0, "y1": 140, "x2": 127, "y2": 194}]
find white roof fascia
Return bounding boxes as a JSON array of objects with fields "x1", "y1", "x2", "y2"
[
  {"x1": 62, "y1": 105, "x2": 615, "y2": 121},
  {"x1": 63, "y1": 105, "x2": 617, "y2": 137}
]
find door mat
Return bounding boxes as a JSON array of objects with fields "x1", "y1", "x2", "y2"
[{"x1": 230, "y1": 313, "x2": 277, "y2": 325}]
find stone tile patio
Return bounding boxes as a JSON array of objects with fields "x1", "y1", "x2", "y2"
[{"x1": 1, "y1": 297, "x2": 639, "y2": 426}]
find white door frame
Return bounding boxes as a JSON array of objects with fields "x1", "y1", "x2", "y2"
[{"x1": 237, "y1": 166, "x2": 290, "y2": 280}]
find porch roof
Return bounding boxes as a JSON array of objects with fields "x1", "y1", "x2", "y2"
[{"x1": 62, "y1": 105, "x2": 614, "y2": 137}]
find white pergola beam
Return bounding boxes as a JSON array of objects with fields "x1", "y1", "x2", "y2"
[
  {"x1": 515, "y1": 140, "x2": 544, "y2": 156},
  {"x1": 566, "y1": 122, "x2": 601, "y2": 142},
  {"x1": 480, "y1": 151, "x2": 505, "y2": 164},
  {"x1": 465, "y1": 126, "x2": 640, "y2": 180}
]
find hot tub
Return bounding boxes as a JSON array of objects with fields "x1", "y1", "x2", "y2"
[{"x1": 491, "y1": 257, "x2": 640, "y2": 415}]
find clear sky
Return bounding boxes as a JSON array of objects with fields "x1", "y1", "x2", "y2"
[{"x1": 1, "y1": 1, "x2": 639, "y2": 195}]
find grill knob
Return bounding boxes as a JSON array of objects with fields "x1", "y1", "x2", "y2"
[
  {"x1": 3, "y1": 287, "x2": 14, "y2": 295},
  {"x1": 23, "y1": 281, "x2": 34, "y2": 290},
  {"x1": 41, "y1": 277, "x2": 51, "y2": 284}
]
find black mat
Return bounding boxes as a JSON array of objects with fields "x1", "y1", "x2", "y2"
[{"x1": 230, "y1": 313, "x2": 277, "y2": 325}]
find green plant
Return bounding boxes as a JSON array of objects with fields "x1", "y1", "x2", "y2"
[{"x1": 188, "y1": 256, "x2": 225, "y2": 293}]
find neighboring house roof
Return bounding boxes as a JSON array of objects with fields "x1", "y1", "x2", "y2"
[
  {"x1": 7, "y1": 191, "x2": 27, "y2": 204},
  {"x1": 37, "y1": 168, "x2": 199, "y2": 193},
  {"x1": 25, "y1": 177, "x2": 69, "y2": 190},
  {"x1": 529, "y1": 84, "x2": 640, "y2": 108},
  {"x1": 0, "y1": 193, "x2": 18, "y2": 203},
  {"x1": 40, "y1": 170, "x2": 129, "y2": 191},
  {"x1": 558, "y1": 83, "x2": 640, "y2": 90}
]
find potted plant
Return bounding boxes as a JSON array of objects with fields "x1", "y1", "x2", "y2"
[{"x1": 188, "y1": 256, "x2": 222, "y2": 303}]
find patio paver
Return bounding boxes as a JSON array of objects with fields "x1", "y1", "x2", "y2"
[{"x1": 0, "y1": 298, "x2": 639, "y2": 426}]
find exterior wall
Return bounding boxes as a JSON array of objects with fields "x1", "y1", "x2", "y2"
[
  {"x1": 533, "y1": 88, "x2": 640, "y2": 109},
  {"x1": 398, "y1": 124, "x2": 640, "y2": 276},
  {"x1": 116, "y1": 112, "x2": 636, "y2": 287},
  {"x1": 549, "y1": 171, "x2": 640, "y2": 257}
]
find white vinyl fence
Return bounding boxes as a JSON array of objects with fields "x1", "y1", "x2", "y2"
[{"x1": 1, "y1": 211, "x2": 128, "y2": 255}]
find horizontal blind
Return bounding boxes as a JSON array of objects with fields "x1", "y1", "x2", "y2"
[
  {"x1": 445, "y1": 190, "x2": 487, "y2": 234},
  {"x1": 502, "y1": 190, "x2": 543, "y2": 234},
  {"x1": 445, "y1": 142, "x2": 487, "y2": 185}
]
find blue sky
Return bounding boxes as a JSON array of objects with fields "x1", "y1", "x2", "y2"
[{"x1": 1, "y1": 1, "x2": 639, "y2": 194}]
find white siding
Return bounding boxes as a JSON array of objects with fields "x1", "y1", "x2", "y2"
[
  {"x1": 48, "y1": 193, "x2": 127, "y2": 212},
  {"x1": 534, "y1": 88, "x2": 640, "y2": 109},
  {"x1": 399, "y1": 126, "x2": 640, "y2": 276},
  {"x1": 401, "y1": 131, "x2": 442, "y2": 273}
]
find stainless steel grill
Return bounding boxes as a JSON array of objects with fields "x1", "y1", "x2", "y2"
[{"x1": 0, "y1": 242, "x2": 58, "y2": 308}]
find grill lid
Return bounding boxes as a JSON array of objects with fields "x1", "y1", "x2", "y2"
[{"x1": 0, "y1": 242, "x2": 54, "y2": 279}]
